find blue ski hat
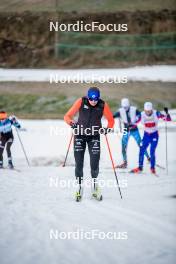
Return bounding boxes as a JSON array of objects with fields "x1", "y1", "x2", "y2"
[{"x1": 87, "y1": 87, "x2": 100, "y2": 101}]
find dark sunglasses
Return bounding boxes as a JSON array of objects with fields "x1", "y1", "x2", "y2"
[{"x1": 88, "y1": 97, "x2": 99, "y2": 102}]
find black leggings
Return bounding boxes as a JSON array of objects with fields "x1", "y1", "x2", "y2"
[
  {"x1": 74, "y1": 134, "x2": 100, "y2": 180},
  {"x1": 0, "y1": 132, "x2": 14, "y2": 162}
]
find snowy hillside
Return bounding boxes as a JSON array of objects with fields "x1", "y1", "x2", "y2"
[{"x1": 0, "y1": 119, "x2": 176, "y2": 264}]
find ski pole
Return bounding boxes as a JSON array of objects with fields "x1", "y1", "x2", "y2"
[
  {"x1": 165, "y1": 121, "x2": 168, "y2": 175},
  {"x1": 62, "y1": 133, "x2": 73, "y2": 167},
  {"x1": 104, "y1": 134, "x2": 123, "y2": 199},
  {"x1": 15, "y1": 128, "x2": 30, "y2": 167}
]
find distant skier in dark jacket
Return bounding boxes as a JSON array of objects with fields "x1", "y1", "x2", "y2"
[
  {"x1": 113, "y1": 98, "x2": 150, "y2": 169},
  {"x1": 0, "y1": 111, "x2": 21, "y2": 169}
]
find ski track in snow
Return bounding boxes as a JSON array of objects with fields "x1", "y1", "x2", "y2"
[{"x1": 0, "y1": 120, "x2": 176, "y2": 264}]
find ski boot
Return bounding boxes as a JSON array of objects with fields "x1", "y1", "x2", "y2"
[
  {"x1": 91, "y1": 179, "x2": 103, "y2": 201},
  {"x1": 0, "y1": 162, "x2": 3, "y2": 169},
  {"x1": 8, "y1": 160, "x2": 14, "y2": 169},
  {"x1": 115, "y1": 161, "x2": 127, "y2": 169},
  {"x1": 150, "y1": 168, "x2": 159, "y2": 177},
  {"x1": 130, "y1": 167, "x2": 143, "y2": 173},
  {"x1": 75, "y1": 190, "x2": 82, "y2": 202},
  {"x1": 75, "y1": 178, "x2": 83, "y2": 202},
  {"x1": 150, "y1": 168, "x2": 156, "y2": 174}
]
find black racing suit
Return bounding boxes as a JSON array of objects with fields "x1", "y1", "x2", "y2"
[
  {"x1": 0, "y1": 117, "x2": 21, "y2": 166},
  {"x1": 74, "y1": 134, "x2": 100, "y2": 180},
  {"x1": 73, "y1": 97, "x2": 104, "y2": 180},
  {"x1": 0, "y1": 131, "x2": 14, "y2": 165}
]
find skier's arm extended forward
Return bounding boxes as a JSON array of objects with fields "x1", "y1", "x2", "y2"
[
  {"x1": 9, "y1": 116, "x2": 21, "y2": 129},
  {"x1": 103, "y1": 103, "x2": 115, "y2": 128},
  {"x1": 135, "y1": 109, "x2": 142, "y2": 124},
  {"x1": 64, "y1": 98, "x2": 82, "y2": 125},
  {"x1": 156, "y1": 109, "x2": 171, "y2": 121}
]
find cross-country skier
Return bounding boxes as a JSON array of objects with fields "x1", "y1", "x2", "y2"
[
  {"x1": 64, "y1": 87, "x2": 114, "y2": 201},
  {"x1": 113, "y1": 98, "x2": 150, "y2": 168},
  {"x1": 131, "y1": 103, "x2": 171, "y2": 174},
  {"x1": 0, "y1": 111, "x2": 21, "y2": 169}
]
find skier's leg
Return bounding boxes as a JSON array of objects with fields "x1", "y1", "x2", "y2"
[
  {"x1": 150, "y1": 132, "x2": 159, "y2": 169},
  {"x1": 139, "y1": 132, "x2": 150, "y2": 169},
  {"x1": 121, "y1": 132, "x2": 129, "y2": 163},
  {"x1": 88, "y1": 135, "x2": 102, "y2": 200},
  {"x1": 132, "y1": 129, "x2": 150, "y2": 160},
  {"x1": 88, "y1": 135, "x2": 100, "y2": 178},
  {"x1": 116, "y1": 132, "x2": 129, "y2": 168},
  {"x1": 6, "y1": 137, "x2": 14, "y2": 167},
  {"x1": 74, "y1": 135, "x2": 86, "y2": 182},
  {"x1": 0, "y1": 135, "x2": 6, "y2": 167}
]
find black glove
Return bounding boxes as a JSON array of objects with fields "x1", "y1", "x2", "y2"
[
  {"x1": 9, "y1": 115, "x2": 17, "y2": 122},
  {"x1": 70, "y1": 122, "x2": 78, "y2": 129},
  {"x1": 164, "y1": 107, "x2": 168, "y2": 114}
]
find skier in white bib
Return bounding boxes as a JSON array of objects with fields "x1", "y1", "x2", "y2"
[
  {"x1": 131, "y1": 102, "x2": 171, "y2": 174},
  {"x1": 113, "y1": 98, "x2": 150, "y2": 168}
]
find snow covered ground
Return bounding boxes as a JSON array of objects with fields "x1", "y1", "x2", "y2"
[
  {"x1": 0, "y1": 65, "x2": 176, "y2": 82},
  {"x1": 0, "y1": 119, "x2": 176, "y2": 264}
]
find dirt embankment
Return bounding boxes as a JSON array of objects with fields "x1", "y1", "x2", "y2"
[{"x1": 0, "y1": 10, "x2": 176, "y2": 68}]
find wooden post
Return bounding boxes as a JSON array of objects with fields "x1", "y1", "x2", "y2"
[{"x1": 55, "y1": 0, "x2": 59, "y2": 59}]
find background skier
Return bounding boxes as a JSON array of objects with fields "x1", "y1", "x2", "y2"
[
  {"x1": 131, "y1": 103, "x2": 171, "y2": 174},
  {"x1": 113, "y1": 98, "x2": 150, "y2": 169},
  {"x1": 0, "y1": 111, "x2": 21, "y2": 169}
]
